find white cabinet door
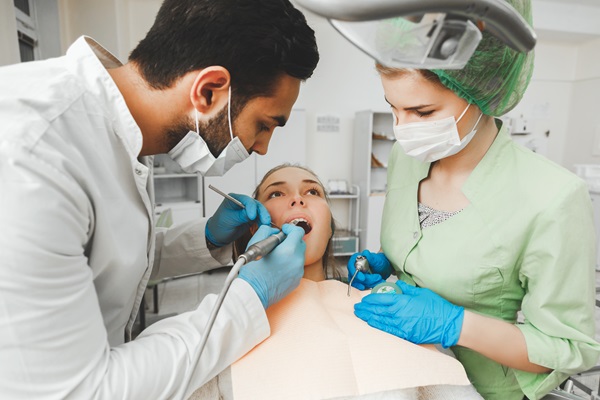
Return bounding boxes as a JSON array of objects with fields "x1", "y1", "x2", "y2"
[{"x1": 364, "y1": 195, "x2": 385, "y2": 252}]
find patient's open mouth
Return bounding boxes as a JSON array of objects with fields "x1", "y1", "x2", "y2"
[{"x1": 290, "y1": 218, "x2": 312, "y2": 234}]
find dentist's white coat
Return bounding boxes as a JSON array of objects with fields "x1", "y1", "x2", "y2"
[{"x1": 0, "y1": 36, "x2": 269, "y2": 399}]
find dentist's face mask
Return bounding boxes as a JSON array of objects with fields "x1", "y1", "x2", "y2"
[
  {"x1": 168, "y1": 86, "x2": 250, "y2": 176},
  {"x1": 393, "y1": 103, "x2": 483, "y2": 163}
]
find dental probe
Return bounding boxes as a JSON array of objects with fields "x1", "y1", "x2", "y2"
[
  {"x1": 208, "y1": 184, "x2": 280, "y2": 229},
  {"x1": 347, "y1": 255, "x2": 371, "y2": 296},
  {"x1": 208, "y1": 184, "x2": 245, "y2": 209}
]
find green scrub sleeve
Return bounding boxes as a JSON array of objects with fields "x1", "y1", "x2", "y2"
[{"x1": 514, "y1": 179, "x2": 600, "y2": 399}]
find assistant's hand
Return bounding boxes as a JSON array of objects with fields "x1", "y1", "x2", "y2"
[
  {"x1": 238, "y1": 224, "x2": 306, "y2": 309},
  {"x1": 347, "y1": 250, "x2": 393, "y2": 290},
  {"x1": 354, "y1": 281, "x2": 464, "y2": 348},
  {"x1": 206, "y1": 193, "x2": 271, "y2": 247}
]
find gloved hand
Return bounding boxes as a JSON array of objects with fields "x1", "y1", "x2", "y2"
[
  {"x1": 206, "y1": 193, "x2": 271, "y2": 247},
  {"x1": 238, "y1": 224, "x2": 306, "y2": 309},
  {"x1": 354, "y1": 281, "x2": 464, "y2": 348},
  {"x1": 347, "y1": 250, "x2": 393, "y2": 290}
]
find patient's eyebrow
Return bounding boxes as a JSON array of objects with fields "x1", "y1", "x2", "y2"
[
  {"x1": 302, "y1": 179, "x2": 320, "y2": 185},
  {"x1": 263, "y1": 181, "x2": 286, "y2": 191},
  {"x1": 263, "y1": 179, "x2": 321, "y2": 192}
]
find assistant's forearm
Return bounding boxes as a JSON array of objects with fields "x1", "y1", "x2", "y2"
[{"x1": 457, "y1": 311, "x2": 551, "y2": 374}]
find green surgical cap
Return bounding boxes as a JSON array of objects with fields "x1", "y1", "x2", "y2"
[{"x1": 431, "y1": 0, "x2": 535, "y2": 116}]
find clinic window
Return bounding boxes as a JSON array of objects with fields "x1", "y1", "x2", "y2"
[{"x1": 14, "y1": 0, "x2": 38, "y2": 62}]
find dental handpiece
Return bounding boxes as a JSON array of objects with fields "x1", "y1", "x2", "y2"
[
  {"x1": 238, "y1": 220, "x2": 307, "y2": 263},
  {"x1": 347, "y1": 255, "x2": 371, "y2": 296}
]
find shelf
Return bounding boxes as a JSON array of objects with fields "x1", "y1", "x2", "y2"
[
  {"x1": 154, "y1": 172, "x2": 202, "y2": 208},
  {"x1": 155, "y1": 199, "x2": 201, "y2": 207},
  {"x1": 332, "y1": 234, "x2": 358, "y2": 256},
  {"x1": 372, "y1": 132, "x2": 395, "y2": 141},
  {"x1": 333, "y1": 229, "x2": 359, "y2": 239},
  {"x1": 329, "y1": 193, "x2": 359, "y2": 199},
  {"x1": 154, "y1": 173, "x2": 198, "y2": 179}
]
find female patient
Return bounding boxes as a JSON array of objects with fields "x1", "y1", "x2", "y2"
[
  {"x1": 192, "y1": 164, "x2": 482, "y2": 400},
  {"x1": 233, "y1": 163, "x2": 338, "y2": 282}
]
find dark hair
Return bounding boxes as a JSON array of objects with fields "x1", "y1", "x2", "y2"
[
  {"x1": 129, "y1": 0, "x2": 319, "y2": 101},
  {"x1": 233, "y1": 163, "x2": 339, "y2": 280}
]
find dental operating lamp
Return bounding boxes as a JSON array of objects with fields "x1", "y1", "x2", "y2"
[{"x1": 294, "y1": 0, "x2": 536, "y2": 69}]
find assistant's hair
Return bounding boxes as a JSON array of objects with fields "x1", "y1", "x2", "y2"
[
  {"x1": 376, "y1": 64, "x2": 448, "y2": 90},
  {"x1": 233, "y1": 163, "x2": 339, "y2": 280},
  {"x1": 129, "y1": 0, "x2": 319, "y2": 101}
]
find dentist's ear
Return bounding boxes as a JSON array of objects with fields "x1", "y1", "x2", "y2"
[{"x1": 190, "y1": 66, "x2": 231, "y2": 117}]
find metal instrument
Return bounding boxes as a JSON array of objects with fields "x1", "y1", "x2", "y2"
[
  {"x1": 208, "y1": 184, "x2": 245, "y2": 209},
  {"x1": 348, "y1": 255, "x2": 371, "y2": 296}
]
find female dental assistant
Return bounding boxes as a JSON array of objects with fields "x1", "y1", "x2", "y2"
[{"x1": 348, "y1": 1, "x2": 600, "y2": 399}]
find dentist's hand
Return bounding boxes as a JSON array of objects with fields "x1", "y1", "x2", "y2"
[
  {"x1": 354, "y1": 281, "x2": 464, "y2": 348},
  {"x1": 347, "y1": 250, "x2": 393, "y2": 290},
  {"x1": 239, "y1": 224, "x2": 306, "y2": 309},
  {"x1": 206, "y1": 193, "x2": 271, "y2": 247}
]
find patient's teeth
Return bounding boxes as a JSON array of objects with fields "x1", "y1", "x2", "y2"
[{"x1": 290, "y1": 218, "x2": 311, "y2": 234}]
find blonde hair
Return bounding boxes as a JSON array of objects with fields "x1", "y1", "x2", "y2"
[{"x1": 375, "y1": 64, "x2": 447, "y2": 90}]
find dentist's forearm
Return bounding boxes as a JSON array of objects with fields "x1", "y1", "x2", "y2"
[{"x1": 457, "y1": 311, "x2": 551, "y2": 374}]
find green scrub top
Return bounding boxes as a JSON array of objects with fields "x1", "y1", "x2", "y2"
[{"x1": 381, "y1": 122, "x2": 600, "y2": 400}]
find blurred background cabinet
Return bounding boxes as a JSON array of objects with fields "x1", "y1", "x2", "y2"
[
  {"x1": 153, "y1": 168, "x2": 203, "y2": 226},
  {"x1": 353, "y1": 111, "x2": 394, "y2": 251},
  {"x1": 330, "y1": 185, "x2": 360, "y2": 256}
]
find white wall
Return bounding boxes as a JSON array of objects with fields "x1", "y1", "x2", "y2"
[
  {"x1": 0, "y1": 0, "x2": 20, "y2": 66},
  {"x1": 58, "y1": 0, "x2": 158, "y2": 61},
  {"x1": 562, "y1": 38, "x2": 600, "y2": 169},
  {"x1": 506, "y1": 42, "x2": 577, "y2": 166}
]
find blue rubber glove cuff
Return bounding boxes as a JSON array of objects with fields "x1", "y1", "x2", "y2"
[
  {"x1": 238, "y1": 224, "x2": 306, "y2": 309},
  {"x1": 205, "y1": 224, "x2": 222, "y2": 248}
]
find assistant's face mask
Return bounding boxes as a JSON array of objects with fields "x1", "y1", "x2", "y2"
[
  {"x1": 168, "y1": 86, "x2": 250, "y2": 176},
  {"x1": 393, "y1": 103, "x2": 483, "y2": 163}
]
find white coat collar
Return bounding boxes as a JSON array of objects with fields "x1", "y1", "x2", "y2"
[{"x1": 65, "y1": 36, "x2": 143, "y2": 159}]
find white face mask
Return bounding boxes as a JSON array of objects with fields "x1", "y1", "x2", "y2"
[
  {"x1": 393, "y1": 103, "x2": 483, "y2": 163},
  {"x1": 168, "y1": 86, "x2": 250, "y2": 176}
]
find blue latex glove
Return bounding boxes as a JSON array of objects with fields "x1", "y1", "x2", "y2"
[
  {"x1": 238, "y1": 224, "x2": 306, "y2": 309},
  {"x1": 354, "y1": 281, "x2": 464, "y2": 348},
  {"x1": 206, "y1": 193, "x2": 271, "y2": 247},
  {"x1": 347, "y1": 250, "x2": 393, "y2": 290}
]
